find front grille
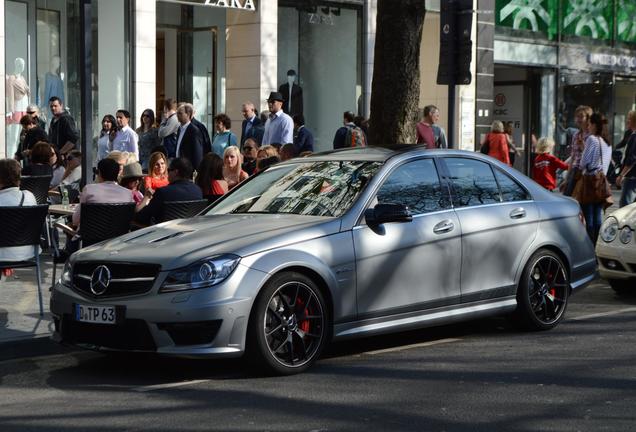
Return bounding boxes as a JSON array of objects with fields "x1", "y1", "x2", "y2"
[
  {"x1": 157, "y1": 320, "x2": 222, "y2": 346},
  {"x1": 72, "y1": 262, "x2": 161, "y2": 298},
  {"x1": 61, "y1": 315, "x2": 156, "y2": 351}
]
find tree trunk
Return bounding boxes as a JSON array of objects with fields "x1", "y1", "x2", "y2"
[{"x1": 369, "y1": 0, "x2": 426, "y2": 148}]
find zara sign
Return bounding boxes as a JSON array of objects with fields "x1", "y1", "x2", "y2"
[{"x1": 174, "y1": 0, "x2": 256, "y2": 12}]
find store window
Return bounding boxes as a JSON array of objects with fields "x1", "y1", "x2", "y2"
[
  {"x1": 557, "y1": 70, "x2": 613, "y2": 151},
  {"x1": 561, "y1": 0, "x2": 613, "y2": 45},
  {"x1": 4, "y1": 0, "x2": 132, "y2": 163},
  {"x1": 278, "y1": 1, "x2": 362, "y2": 152},
  {"x1": 495, "y1": 0, "x2": 558, "y2": 41}
]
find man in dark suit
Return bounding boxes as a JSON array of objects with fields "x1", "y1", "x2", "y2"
[
  {"x1": 293, "y1": 114, "x2": 314, "y2": 154},
  {"x1": 190, "y1": 107, "x2": 212, "y2": 155},
  {"x1": 240, "y1": 101, "x2": 263, "y2": 147},
  {"x1": 175, "y1": 103, "x2": 205, "y2": 171},
  {"x1": 278, "y1": 69, "x2": 303, "y2": 117},
  {"x1": 135, "y1": 157, "x2": 203, "y2": 226}
]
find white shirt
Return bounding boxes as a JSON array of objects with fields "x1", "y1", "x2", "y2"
[
  {"x1": 112, "y1": 125, "x2": 139, "y2": 160},
  {"x1": 0, "y1": 188, "x2": 38, "y2": 262},
  {"x1": 176, "y1": 121, "x2": 191, "y2": 157}
]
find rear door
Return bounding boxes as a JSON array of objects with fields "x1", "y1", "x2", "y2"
[
  {"x1": 353, "y1": 158, "x2": 462, "y2": 318},
  {"x1": 441, "y1": 157, "x2": 538, "y2": 301}
]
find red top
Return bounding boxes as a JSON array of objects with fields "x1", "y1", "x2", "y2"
[
  {"x1": 144, "y1": 175, "x2": 169, "y2": 191},
  {"x1": 416, "y1": 122, "x2": 435, "y2": 149},
  {"x1": 533, "y1": 153, "x2": 569, "y2": 190},
  {"x1": 486, "y1": 132, "x2": 511, "y2": 165},
  {"x1": 210, "y1": 180, "x2": 226, "y2": 195}
]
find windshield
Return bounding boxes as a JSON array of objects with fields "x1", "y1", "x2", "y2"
[{"x1": 206, "y1": 160, "x2": 382, "y2": 217}]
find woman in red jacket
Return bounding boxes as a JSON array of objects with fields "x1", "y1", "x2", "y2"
[
  {"x1": 533, "y1": 137, "x2": 569, "y2": 191},
  {"x1": 481, "y1": 120, "x2": 511, "y2": 165}
]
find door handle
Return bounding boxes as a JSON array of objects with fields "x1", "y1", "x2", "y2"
[
  {"x1": 509, "y1": 208, "x2": 526, "y2": 219},
  {"x1": 433, "y1": 219, "x2": 455, "y2": 234}
]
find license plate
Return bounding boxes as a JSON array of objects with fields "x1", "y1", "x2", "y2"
[{"x1": 75, "y1": 304, "x2": 117, "y2": 325}]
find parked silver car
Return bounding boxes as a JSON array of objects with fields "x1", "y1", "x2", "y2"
[{"x1": 51, "y1": 147, "x2": 597, "y2": 374}]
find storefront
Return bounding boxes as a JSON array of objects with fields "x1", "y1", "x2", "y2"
[
  {"x1": 487, "y1": 0, "x2": 636, "y2": 175},
  {"x1": 2, "y1": 0, "x2": 370, "y2": 161}
]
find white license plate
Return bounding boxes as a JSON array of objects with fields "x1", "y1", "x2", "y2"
[{"x1": 75, "y1": 304, "x2": 117, "y2": 325}]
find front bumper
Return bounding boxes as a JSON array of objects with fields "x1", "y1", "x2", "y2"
[
  {"x1": 596, "y1": 241, "x2": 636, "y2": 281},
  {"x1": 50, "y1": 263, "x2": 267, "y2": 357}
]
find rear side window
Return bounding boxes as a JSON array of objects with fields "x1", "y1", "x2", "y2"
[
  {"x1": 494, "y1": 169, "x2": 531, "y2": 202},
  {"x1": 444, "y1": 158, "x2": 500, "y2": 207},
  {"x1": 376, "y1": 158, "x2": 450, "y2": 215}
]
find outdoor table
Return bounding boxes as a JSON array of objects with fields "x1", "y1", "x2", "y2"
[{"x1": 48, "y1": 204, "x2": 78, "y2": 216}]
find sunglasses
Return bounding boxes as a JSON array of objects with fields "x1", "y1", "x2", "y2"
[
  {"x1": 67, "y1": 156, "x2": 74, "y2": 161},
  {"x1": 27, "y1": 111, "x2": 36, "y2": 115},
  {"x1": 243, "y1": 146, "x2": 254, "y2": 151}
]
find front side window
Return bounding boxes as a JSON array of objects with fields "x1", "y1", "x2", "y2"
[
  {"x1": 445, "y1": 158, "x2": 501, "y2": 207},
  {"x1": 376, "y1": 158, "x2": 450, "y2": 215},
  {"x1": 208, "y1": 161, "x2": 381, "y2": 217}
]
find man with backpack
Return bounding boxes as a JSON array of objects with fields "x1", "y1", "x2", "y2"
[{"x1": 333, "y1": 111, "x2": 367, "y2": 149}]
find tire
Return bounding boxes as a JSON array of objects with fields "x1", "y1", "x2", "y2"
[
  {"x1": 609, "y1": 279, "x2": 633, "y2": 295},
  {"x1": 247, "y1": 271, "x2": 329, "y2": 375},
  {"x1": 514, "y1": 249, "x2": 569, "y2": 331}
]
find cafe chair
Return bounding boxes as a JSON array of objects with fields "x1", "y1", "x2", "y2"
[
  {"x1": 51, "y1": 202, "x2": 136, "y2": 287},
  {"x1": 158, "y1": 199, "x2": 209, "y2": 223},
  {"x1": 20, "y1": 175, "x2": 53, "y2": 205},
  {"x1": 0, "y1": 205, "x2": 49, "y2": 316},
  {"x1": 203, "y1": 194, "x2": 224, "y2": 204}
]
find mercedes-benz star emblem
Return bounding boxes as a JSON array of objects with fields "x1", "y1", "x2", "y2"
[{"x1": 90, "y1": 265, "x2": 111, "y2": 296}]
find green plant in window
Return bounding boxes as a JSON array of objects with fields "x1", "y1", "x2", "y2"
[
  {"x1": 617, "y1": 0, "x2": 636, "y2": 43},
  {"x1": 563, "y1": 0, "x2": 612, "y2": 40},
  {"x1": 497, "y1": 0, "x2": 557, "y2": 39}
]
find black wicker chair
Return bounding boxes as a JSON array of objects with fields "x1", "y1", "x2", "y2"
[
  {"x1": 203, "y1": 194, "x2": 224, "y2": 204},
  {"x1": 158, "y1": 199, "x2": 209, "y2": 223},
  {"x1": 20, "y1": 175, "x2": 53, "y2": 205},
  {"x1": 0, "y1": 205, "x2": 49, "y2": 315},
  {"x1": 51, "y1": 203, "x2": 136, "y2": 286}
]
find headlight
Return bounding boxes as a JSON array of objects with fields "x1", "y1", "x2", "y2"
[
  {"x1": 160, "y1": 254, "x2": 241, "y2": 293},
  {"x1": 619, "y1": 227, "x2": 633, "y2": 244},
  {"x1": 60, "y1": 261, "x2": 72, "y2": 286},
  {"x1": 600, "y1": 217, "x2": 618, "y2": 243}
]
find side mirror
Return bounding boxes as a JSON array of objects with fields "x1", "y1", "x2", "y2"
[{"x1": 364, "y1": 203, "x2": 413, "y2": 226}]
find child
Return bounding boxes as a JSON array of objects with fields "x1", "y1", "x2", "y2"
[{"x1": 533, "y1": 137, "x2": 569, "y2": 191}]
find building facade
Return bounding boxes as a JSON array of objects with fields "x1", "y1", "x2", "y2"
[
  {"x1": 1, "y1": 0, "x2": 383, "y2": 161},
  {"x1": 478, "y1": 0, "x2": 636, "y2": 174}
]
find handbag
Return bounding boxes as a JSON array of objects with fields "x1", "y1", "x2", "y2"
[
  {"x1": 480, "y1": 134, "x2": 490, "y2": 154},
  {"x1": 577, "y1": 139, "x2": 611, "y2": 205}
]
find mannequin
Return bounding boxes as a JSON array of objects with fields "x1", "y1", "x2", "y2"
[
  {"x1": 6, "y1": 57, "x2": 30, "y2": 159},
  {"x1": 44, "y1": 55, "x2": 65, "y2": 114},
  {"x1": 278, "y1": 69, "x2": 303, "y2": 117}
]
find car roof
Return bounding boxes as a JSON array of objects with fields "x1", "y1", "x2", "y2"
[{"x1": 295, "y1": 145, "x2": 483, "y2": 163}]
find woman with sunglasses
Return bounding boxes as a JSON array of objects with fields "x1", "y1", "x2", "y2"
[{"x1": 136, "y1": 109, "x2": 160, "y2": 171}]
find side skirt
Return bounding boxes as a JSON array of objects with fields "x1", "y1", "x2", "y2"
[{"x1": 332, "y1": 297, "x2": 517, "y2": 341}]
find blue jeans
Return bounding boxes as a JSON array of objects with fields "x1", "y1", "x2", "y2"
[
  {"x1": 619, "y1": 177, "x2": 636, "y2": 208},
  {"x1": 581, "y1": 203, "x2": 603, "y2": 243}
]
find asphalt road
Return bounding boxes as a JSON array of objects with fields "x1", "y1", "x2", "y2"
[{"x1": 1, "y1": 278, "x2": 635, "y2": 432}]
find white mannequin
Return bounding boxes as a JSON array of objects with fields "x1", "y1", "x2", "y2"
[
  {"x1": 5, "y1": 57, "x2": 30, "y2": 158},
  {"x1": 43, "y1": 55, "x2": 65, "y2": 116}
]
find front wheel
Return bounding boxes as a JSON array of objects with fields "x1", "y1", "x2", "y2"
[
  {"x1": 247, "y1": 272, "x2": 329, "y2": 375},
  {"x1": 514, "y1": 249, "x2": 569, "y2": 331}
]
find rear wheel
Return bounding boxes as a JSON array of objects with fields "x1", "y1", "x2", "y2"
[
  {"x1": 515, "y1": 249, "x2": 569, "y2": 331},
  {"x1": 247, "y1": 271, "x2": 328, "y2": 375}
]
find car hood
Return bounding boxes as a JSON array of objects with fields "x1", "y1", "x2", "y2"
[{"x1": 73, "y1": 214, "x2": 341, "y2": 270}]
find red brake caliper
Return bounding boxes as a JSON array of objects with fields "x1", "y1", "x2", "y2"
[
  {"x1": 297, "y1": 297, "x2": 310, "y2": 333},
  {"x1": 548, "y1": 273, "x2": 556, "y2": 299}
]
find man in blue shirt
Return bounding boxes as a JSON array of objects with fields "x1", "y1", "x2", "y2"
[{"x1": 262, "y1": 92, "x2": 294, "y2": 145}]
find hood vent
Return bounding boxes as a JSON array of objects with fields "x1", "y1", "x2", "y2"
[{"x1": 149, "y1": 231, "x2": 191, "y2": 243}]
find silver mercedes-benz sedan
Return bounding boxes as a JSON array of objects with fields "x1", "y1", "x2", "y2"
[{"x1": 51, "y1": 147, "x2": 597, "y2": 375}]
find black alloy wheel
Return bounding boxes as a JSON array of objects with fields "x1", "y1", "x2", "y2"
[
  {"x1": 515, "y1": 249, "x2": 569, "y2": 331},
  {"x1": 248, "y1": 272, "x2": 328, "y2": 375}
]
